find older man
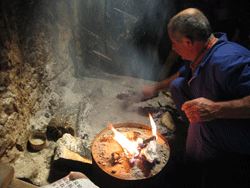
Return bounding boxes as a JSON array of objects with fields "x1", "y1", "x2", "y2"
[{"x1": 140, "y1": 8, "x2": 250, "y2": 186}]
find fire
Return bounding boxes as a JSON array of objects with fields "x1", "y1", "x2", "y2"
[
  {"x1": 149, "y1": 113, "x2": 158, "y2": 139},
  {"x1": 108, "y1": 114, "x2": 158, "y2": 162},
  {"x1": 109, "y1": 124, "x2": 139, "y2": 157}
]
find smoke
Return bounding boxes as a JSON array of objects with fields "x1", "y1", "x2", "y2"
[
  {"x1": 72, "y1": 0, "x2": 177, "y2": 81},
  {"x1": 22, "y1": 0, "x2": 177, "y2": 81},
  {"x1": 124, "y1": 0, "x2": 177, "y2": 80}
]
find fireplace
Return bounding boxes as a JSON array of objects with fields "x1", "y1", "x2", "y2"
[{"x1": 0, "y1": 0, "x2": 188, "y2": 187}]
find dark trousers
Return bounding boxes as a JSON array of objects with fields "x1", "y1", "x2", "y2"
[{"x1": 170, "y1": 77, "x2": 193, "y2": 124}]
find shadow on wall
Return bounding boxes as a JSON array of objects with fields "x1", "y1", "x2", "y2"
[{"x1": 73, "y1": 0, "x2": 177, "y2": 81}]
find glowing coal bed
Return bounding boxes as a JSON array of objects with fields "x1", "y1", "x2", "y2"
[{"x1": 92, "y1": 123, "x2": 170, "y2": 180}]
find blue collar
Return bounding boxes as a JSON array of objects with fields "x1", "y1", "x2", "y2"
[
  {"x1": 199, "y1": 32, "x2": 228, "y2": 67},
  {"x1": 213, "y1": 32, "x2": 228, "y2": 43}
]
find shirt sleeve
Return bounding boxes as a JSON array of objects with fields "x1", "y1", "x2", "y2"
[{"x1": 216, "y1": 55, "x2": 250, "y2": 98}]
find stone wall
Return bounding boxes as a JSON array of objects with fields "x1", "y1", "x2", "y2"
[
  {"x1": 0, "y1": 0, "x2": 175, "y2": 164},
  {"x1": 0, "y1": 0, "x2": 81, "y2": 163}
]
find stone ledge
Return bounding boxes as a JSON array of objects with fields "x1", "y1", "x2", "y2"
[
  {"x1": 0, "y1": 163, "x2": 37, "y2": 188},
  {"x1": 8, "y1": 178, "x2": 38, "y2": 188},
  {"x1": 54, "y1": 133, "x2": 92, "y2": 163},
  {"x1": 0, "y1": 163, "x2": 14, "y2": 188},
  {"x1": 54, "y1": 146, "x2": 92, "y2": 164}
]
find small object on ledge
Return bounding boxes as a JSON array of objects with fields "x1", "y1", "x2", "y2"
[{"x1": 29, "y1": 132, "x2": 47, "y2": 151}]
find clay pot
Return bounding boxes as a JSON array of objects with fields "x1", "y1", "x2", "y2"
[{"x1": 29, "y1": 132, "x2": 47, "y2": 151}]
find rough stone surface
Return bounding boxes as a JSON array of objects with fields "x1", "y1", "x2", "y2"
[
  {"x1": 0, "y1": 1, "x2": 187, "y2": 187},
  {"x1": 0, "y1": 0, "x2": 80, "y2": 163},
  {"x1": 54, "y1": 145, "x2": 92, "y2": 164},
  {"x1": 13, "y1": 140, "x2": 57, "y2": 186},
  {"x1": 161, "y1": 111, "x2": 176, "y2": 131},
  {"x1": 54, "y1": 133, "x2": 92, "y2": 161}
]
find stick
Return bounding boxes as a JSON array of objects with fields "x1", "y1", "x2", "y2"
[
  {"x1": 138, "y1": 136, "x2": 156, "y2": 149},
  {"x1": 143, "y1": 136, "x2": 156, "y2": 145}
]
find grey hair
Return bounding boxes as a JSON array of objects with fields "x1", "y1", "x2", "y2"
[{"x1": 168, "y1": 9, "x2": 212, "y2": 43}]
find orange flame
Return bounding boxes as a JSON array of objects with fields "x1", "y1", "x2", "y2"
[
  {"x1": 149, "y1": 113, "x2": 158, "y2": 139},
  {"x1": 109, "y1": 124, "x2": 139, "y2": 157}
]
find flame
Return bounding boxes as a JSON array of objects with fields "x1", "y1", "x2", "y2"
[
  {"x1": 149, "y1": 113, "x2": 158, "y2": 139},
  {"x1": 109, "y1": 124, "x2": 139, "y2": 157}
]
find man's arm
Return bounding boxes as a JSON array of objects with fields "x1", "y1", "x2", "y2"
[
  {"x1": 124, "y1": 72, "x2": 180, "y2": 106},
  {"x1": 182, "y1": 96, "x2": 250, "y2": 122},
  {"x1": 217, "y1": 95, "x2": 250, "y2": 119},
  {"x1": 155, "y1": 72, "x2": 180, "y2": 90},
  {"x1": 140, "y1": 72, "x2": 179, "y2": 100}
]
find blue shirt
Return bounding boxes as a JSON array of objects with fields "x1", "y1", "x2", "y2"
[{"x1": 180, "y1": 33, "x2": 250, "y2": 155}]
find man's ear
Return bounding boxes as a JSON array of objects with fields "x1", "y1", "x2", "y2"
[{"x1": 183, "y1": 37, "x2": 193, "y2": 46}]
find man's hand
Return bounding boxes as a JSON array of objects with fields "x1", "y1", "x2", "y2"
[
  {"x1": 123, "y1": 86, "x2": 159, "y2": 107},
  {"x1": 181, "y1": 97, "x2": 219, "y2": 122},
  {"x1": 140, "y1": 85, "x2": 159, "y2": 101}
]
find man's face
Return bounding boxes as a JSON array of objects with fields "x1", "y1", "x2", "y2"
[{"x1": 168, "y1": 31, "x2": 194, "y2": 61}]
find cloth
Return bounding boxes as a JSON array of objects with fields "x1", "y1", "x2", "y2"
[
  {"x1": 190, "y1": 34, "x2": 219, "y2": 75},
  {"x1": 171, "y1": 32, "x2": 250, "y2": 163}
]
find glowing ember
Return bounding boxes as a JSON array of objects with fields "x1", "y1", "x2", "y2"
[
  {"x1": 109, "y1": 124, "x2": 139, "y2": 157},
  {"x1": 149, "y1": 113, "x2": 158, "y2": 139}
]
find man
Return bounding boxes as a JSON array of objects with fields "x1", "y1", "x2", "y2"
[{"x1": 139, "y1": 8, "x2": 250, "y2": 186}]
